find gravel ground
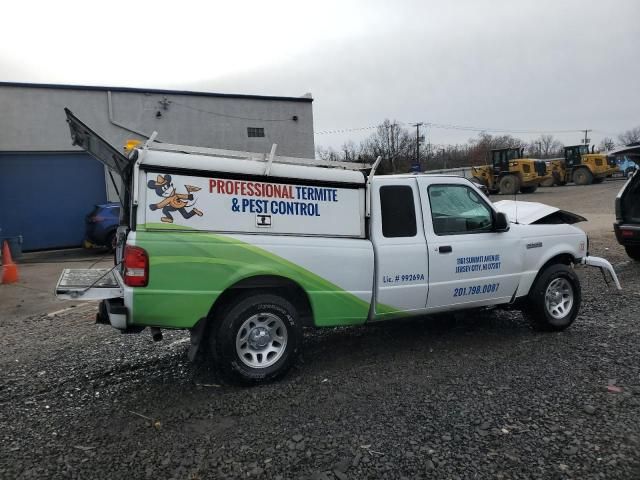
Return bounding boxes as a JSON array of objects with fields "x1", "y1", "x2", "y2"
[{"x1": 2, "y1": 185, "x2": 639, "y2": 479}]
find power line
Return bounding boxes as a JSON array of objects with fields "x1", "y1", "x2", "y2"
[
  {"x1": 314, "y1": 124, "x2": 384, "y2": 135},
  {"x1": 422, "y1": 122, "x2": 584, "y2": 135},
  {"x1": 166, "y1": 101, "x2": 603, "y2": 138},
  {"x1": 314, "y1": 120, "x2": 587, "y2": 136}
]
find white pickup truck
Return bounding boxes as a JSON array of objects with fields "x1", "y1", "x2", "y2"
[{"x1": 58, "y1": 110, "x2": 620, "y2": 384}]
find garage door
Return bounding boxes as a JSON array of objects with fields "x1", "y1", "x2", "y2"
[{"x1": 0, "y1": 153, "x2": 107, "y2": 251}]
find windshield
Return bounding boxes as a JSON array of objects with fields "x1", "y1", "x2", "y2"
[{"x1": 506, "y1": 149, "x2": 520, "y2": 160}]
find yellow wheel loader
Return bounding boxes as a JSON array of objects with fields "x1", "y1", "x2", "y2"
[
  {"x1": 472, "y1": 148, "x2": 551, "y2": 195},
  {"x1": 563, "y1": 145, "x2": 612, "y2": 185},
  {"x1": 540, "y1": 159, "x2": 568, "y2": 187}
]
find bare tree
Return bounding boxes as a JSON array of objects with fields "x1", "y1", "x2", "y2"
[
  {"x1": 361, "y1": 119, "x2": 414, "y2": 173},
  {"x1": 426, "y1": 144, "x2": 472, "y2": 170},
  {"x1": 340, "y1": 140, "x2": 360, "y2": 163},
  {"x1": 528, "y1": 134, "x2": 563, "y2": 158},
  {"x1": 598, "y1": 137, "x2": 616, "y2": 152},
  {"x1": 468, "y1": 132, "x2": 525, "y2": 165},
  {"x1": 317, "y1": 127, "x2": 571, "y2": 172},
  {"x1": 315, "y1": 145, "x2": 341, "y2": 162},
  {"x1": 618, "y1": 126, "x2": 640, "y2": 145}
]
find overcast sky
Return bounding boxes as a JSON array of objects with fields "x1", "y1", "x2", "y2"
[{"x1": 1, "y1": 0, "x2": 638, "y2": 150}]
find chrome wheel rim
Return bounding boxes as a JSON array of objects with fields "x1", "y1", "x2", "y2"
[
  {"x1": 235, "y1": 313, "x2": 287, "y2": 368},
  {"x1": 544, "y1": 278, "x2": 574, "y2": 320}
]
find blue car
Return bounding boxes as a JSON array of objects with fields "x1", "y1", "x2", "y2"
[
  {"x1": 617, "y1": 156, "x2": 639, "y2": 178},
  {"x1": 84, "y1": 202, "x2": 121, "y2": 250}
]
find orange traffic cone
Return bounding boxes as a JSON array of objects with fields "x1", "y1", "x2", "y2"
[{"x1": 2, "y1": 240, "x2": 18, "y2": 284}]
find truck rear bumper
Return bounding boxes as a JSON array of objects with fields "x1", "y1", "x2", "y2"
[
  {"x1": 580, "y1": 256, "x2": 622, "y2": 290},
  {"x1": 614, "y1": 223, "x2": 640, "y2": 246},
  {"x1": 99, "y1": 298, "x2": 128, "y2": 329}
]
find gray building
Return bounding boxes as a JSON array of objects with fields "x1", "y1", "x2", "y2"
[{"x1": 0, "y1": 82, "x2": 314, "y2": 250}]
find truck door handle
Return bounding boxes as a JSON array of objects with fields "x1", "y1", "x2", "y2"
[{"x1": 438, "y1": 245, "x2": 452, "y2": 254}]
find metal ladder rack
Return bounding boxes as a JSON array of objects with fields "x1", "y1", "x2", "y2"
[{"x1": 146, "y1": 141, "x2": 371, "y2": 171}]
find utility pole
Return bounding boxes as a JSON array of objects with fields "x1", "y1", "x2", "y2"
[
  {"x1": 583, "y1": 129, "x2": 592, "y2": 145},
  {"x1": 412, "y1": 122, "x2": 423, "y2": 172}
]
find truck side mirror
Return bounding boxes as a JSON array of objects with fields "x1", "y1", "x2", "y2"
[{"x1": 494, "y1": 211, "x2": 510, "y2": 232}]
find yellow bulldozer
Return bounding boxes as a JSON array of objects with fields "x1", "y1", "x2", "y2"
[
  {"x1": 541, "y1": 145, "x2": 616, "y2": 186},
  {"x1": 472, "y1": 147, "x2": 552, "y2": 195}
]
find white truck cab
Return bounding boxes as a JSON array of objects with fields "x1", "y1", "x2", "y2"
[{"x1": 57, "y1": 110, "x2": 620, "y2": 384}]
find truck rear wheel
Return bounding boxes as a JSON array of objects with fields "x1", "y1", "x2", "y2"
[
  {"x1": 210, "y1": 293, "x2": 302, "y2": 384},
  {"x1": 625, "y1": 246, "x2": 640, "y2": 261},
  {"x1": 522, "y1": 264, "x2": 581, "y2": 331},
  {"x1": 573, "y1": 168, "x2": 593, "y2": 185},
  {"x1": 499, "y1": 175, "x2": 520, "y2": 195}
]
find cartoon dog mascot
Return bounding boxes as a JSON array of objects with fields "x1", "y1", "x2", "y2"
[{"x1": 148, "y1": 174, "x2": 204, "y2": 223}]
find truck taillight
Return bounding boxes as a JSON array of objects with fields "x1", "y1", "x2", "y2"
[{"x1": 123, "y1": 245, "x2": 148, "y2": 287}]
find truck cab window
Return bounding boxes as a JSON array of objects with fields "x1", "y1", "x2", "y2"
[
  {"x1": 428, "y1": 184, "x2": 493, "y2": 235},
  {"x1": 379, "y1": 185, "x2": 417, "y2": 238}
]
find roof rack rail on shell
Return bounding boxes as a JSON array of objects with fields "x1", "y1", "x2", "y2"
[{"x1": 146, "y1": 142, "x2": 371, "y2": 171}]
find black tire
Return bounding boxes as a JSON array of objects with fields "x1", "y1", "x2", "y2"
[
  {"x1": 520, "y1": 185, "x2": 538, "y2": 194},
  {"x1": 210, "y1": 293, "x2": 302, "y2": 384},
  {"x1": 499, "y1": 174, "x2": 521, "y2": 195},
  {"x1": 573, "y1": 168, "x2": 593, "y2": 186},
  {"x1": 539, "y1": 177, "x2": 555, "y2": 187},
  {"x1": 625, "y1": 246, "x2": 640, "y2": 261},
  {"x1": 558, "y1": 180, "x2": 568, "y2": 186},
  {"x1": 522, "y1": 264, "x2": 581, "y2": 331},
  {"x1": 592, "y1": 177, "x2": 605, "y2": 184},
  {"x1": 105, "y1": 231, "x2": 117, "y2": 252}
]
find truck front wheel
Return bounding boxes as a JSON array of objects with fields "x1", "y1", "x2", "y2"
[
  {"x1": 210, "y1": 293, "x2": 302, "y2": 384},
  {"x1": 522, "y1": 264, "x2": 581, "y2": 331}
]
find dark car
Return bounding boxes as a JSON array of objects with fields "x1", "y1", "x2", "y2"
[
  {"x1": 84, "y1": 202, "x2": 121, "y2": 250},
  {"x1": 614, "y1": 159, "x2": 640, "y2": 261}
]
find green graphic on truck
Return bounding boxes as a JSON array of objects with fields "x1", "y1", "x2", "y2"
[{"x1": 131, "y1": 229, "x2": 377, "y2": 328}]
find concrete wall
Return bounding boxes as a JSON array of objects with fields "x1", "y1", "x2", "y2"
[{"x1": 0, "y1": 83, "x2": 315, "y2": 158}]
